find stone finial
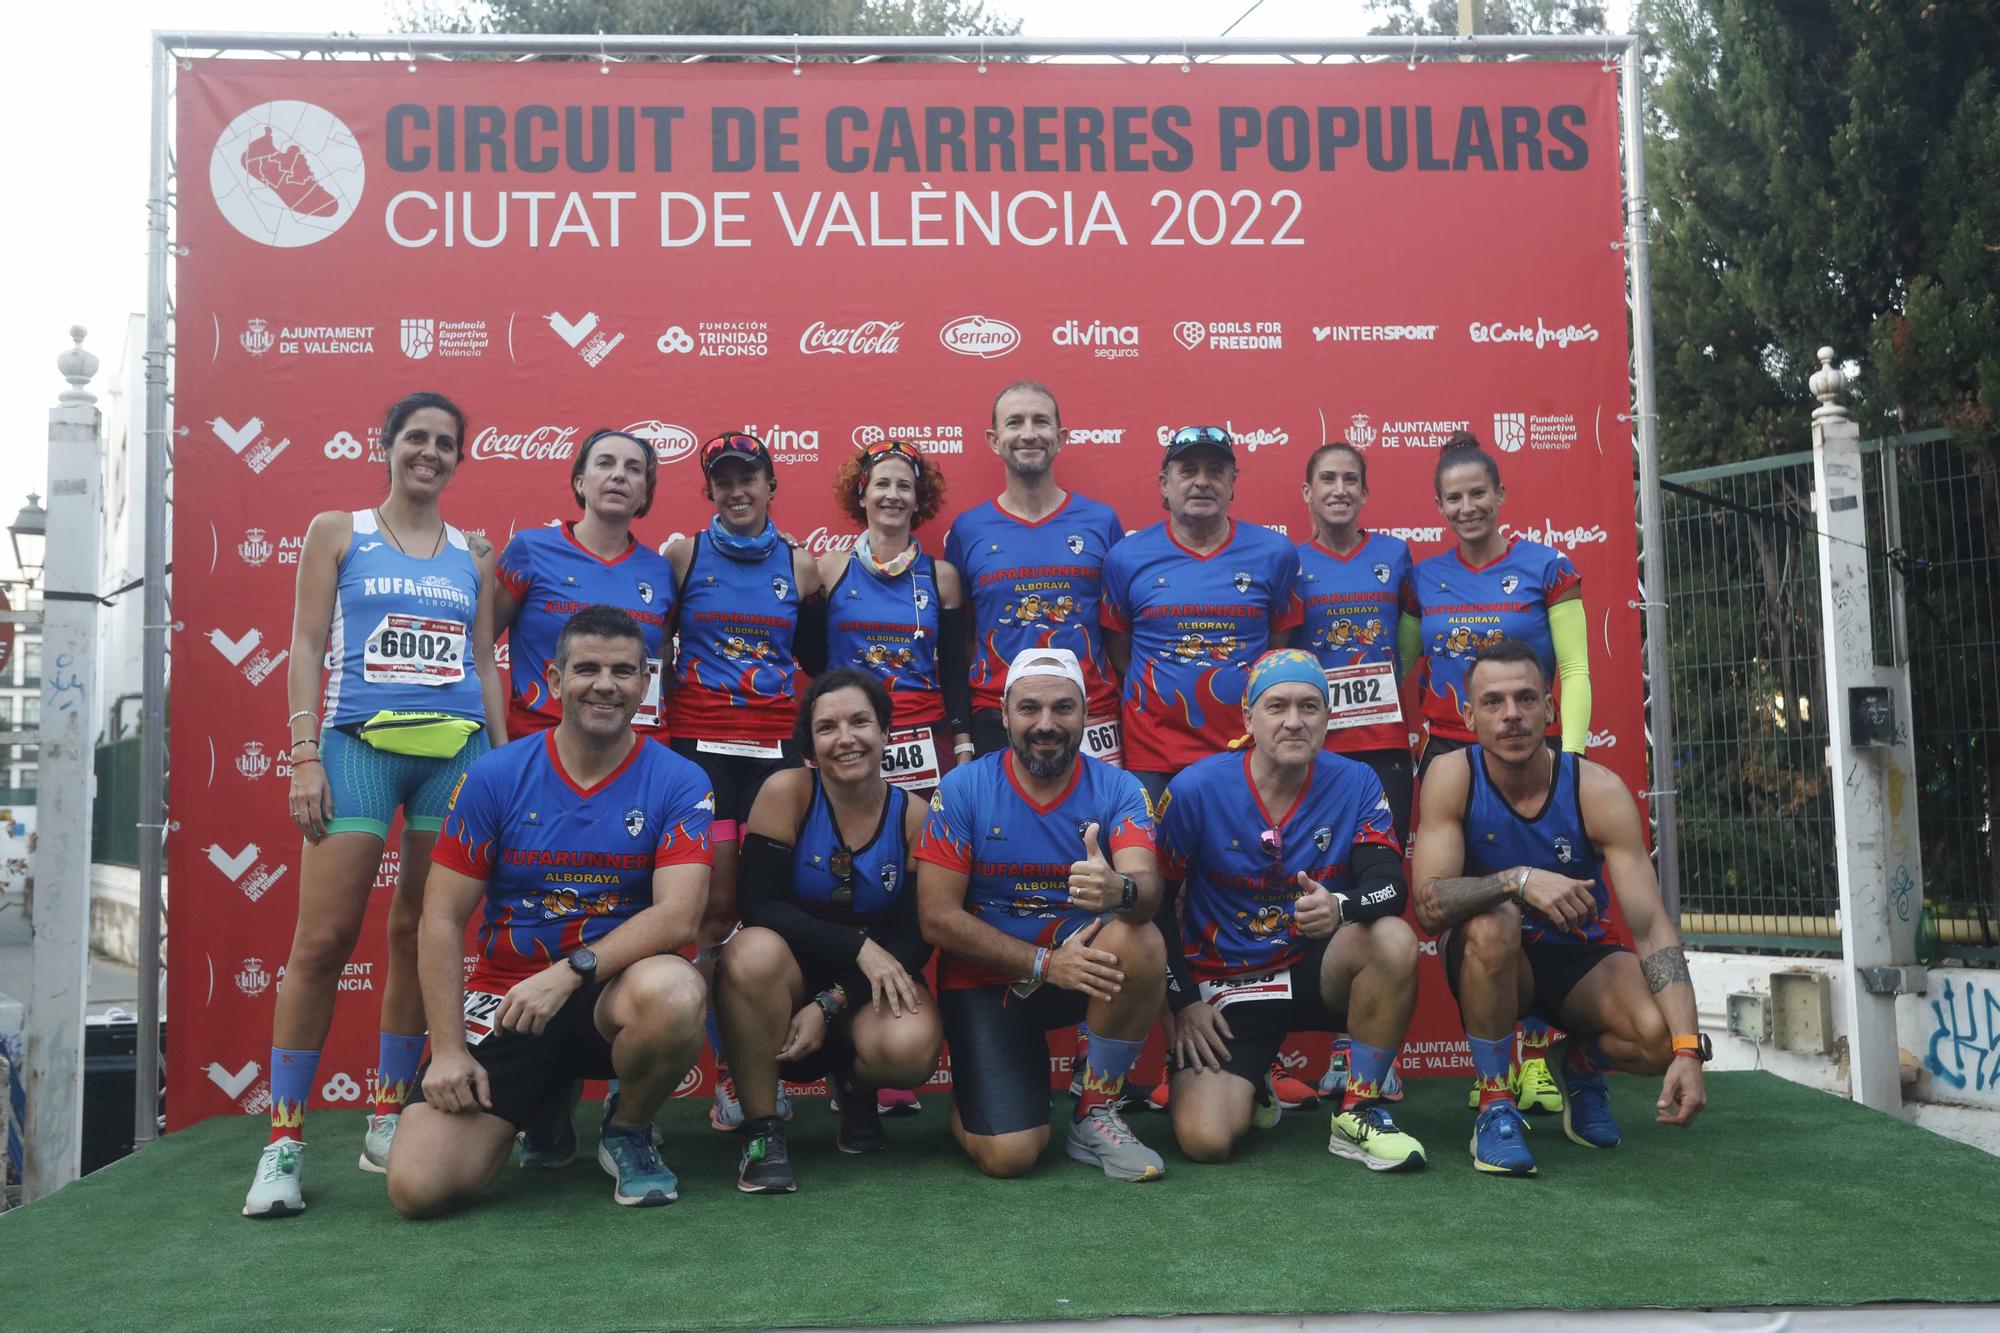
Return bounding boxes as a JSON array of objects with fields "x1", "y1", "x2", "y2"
[
  {"x1": 1809, "y1": 345, "x2": 1849, "y2": 424},
  {"x1": 57, "y1": 325, "x2": 98, "y2": 407}
]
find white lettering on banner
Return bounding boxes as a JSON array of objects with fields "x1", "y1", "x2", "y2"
[
  {"x1": 658, "y1": 319, "x2": 769, "y2": 357},
  {"x1": 205, "y1": 1059, "x2": 273, "y2": 1114},
  {"x1": 207, "y1": 627, "x2": 289, "y2": 685},
  {"x1": 401, "y1": 318, "x2": 489, "y2": 359},
  {"x1": 1053, "y1": 319, "x2": 1140, "y2": 360},
  {"x1": 803, "y1": 527, "x2": 859, "y2": 557},
  {"x1": 850, "y1": 423, "x2": 963, "y2": 456},
  {"x1": 1155, "y1": 421, "x2": 1288, "y2": 453},
  {"x1": 374, "y1": 850, "x2": 404, "y2": 893},
  {"x1": 1312, "y1": 323, "x2": 1438, "y2": 342},
  {"x1": 468, "y1": 425, "x2": 580, "y2": 462},
  {"x1": 207, "y1": 842, "x2": 289, "y2": 902},
  {"x1": 623, "y1": 420, "x2": 699, "y2": 464},
  {"x1": 939, "y1": 315, "x2": 1020, "y2": 359},
  {"x1": 1069, "y1": 428, "x2": 1125, "y2": 445},
  {"x1": 1380, "y1": 526, "x2": 1446, "y2": 542},
  {"x1": 386, "y1": 190, "x2": 638, "y2": 248},
  {"x1": 544, "y1": 309, "x2": 624, "y2": 366},
  {"x1": 800, "y1": 319, "x2": 902, "y2": 355},
  {"x1": 1172, "y1": 319, "x2": 1285, "y2": 352},
  {"x1": 1468, "y1": 319, "x2": 1600, "y2": 350},
  {"x1": 1588, "y1": 730, "x2": 1617, "y2": 749},
  {"x1": 775, "y1": 189, "x2": 1126, "y2": 248},
  {"x1": 210, "y1": 415, "x2": 291, "y2": 474},
  {"x1": 1338, "y1": 413, "x2": 1473, "y2": 451},
  {"x1": 747, "y1": 423, "x2": 821, "y2": 464},
  {"x1": 1501, "y1": 520, "x2": 1610, "y2": 549}
]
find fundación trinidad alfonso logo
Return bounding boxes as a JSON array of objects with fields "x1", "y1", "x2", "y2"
[{"x1": 210, "y1": 101, "x2": 365, "y2": 249}]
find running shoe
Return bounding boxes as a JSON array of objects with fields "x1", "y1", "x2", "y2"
[
  {"x1": 837, "y1": 1085, "x2": 888, "y2": 1155},
  {"x1": 1269, "y1": 1064, "x2": 1320, "y2": 1109},
  {"x1": 711, "y1": 1075, "x2": 791, "y2": 1132},
  {"x1": 1326, "y1": 1041, "x2": 1406, "y2": 1102},
  {"x1": 1065, "y1": 1104, "x2": 1165, "y2": 1181},
  {"x1": 517, "y1": 1083, "x2": 582, "y2": 1169},
  {"x1": 737, "y1": 1117, "x2": 797, "y2": 1193},
  {"x1": 1560, "y1": 1066, "x2": 1621, "y2": 1148},
  {"x1": 243, "y1": 1138, "x2": 305, "y2": 1218},
  {"x1": 1516, "y1": 1055, "x2": 1565, "y2": 1116},
  {"x1": 1251, "y1": 1070, "x2": 1284, "y2": 1131},
  {"x1": 876, "y1": 1087, "x2": 922, "y2": 1117},
  {"x1": 1146, "y1": 1081, "x2": 1170, "y2": 1111},
  {"x1": 358, "y1": 1112, "x2": 398, "y2": 1175},
  {"x1": 1469, "y1": 1101, "x2": 1538, "y2": 1177},
  {"x1": 1328, "y1": 1103, "x2": 1428, "y2": 1172},
  {"x1": 597, "y1": 1124, "x2": 679, "y2": 1206},
  {"x1": 1066, "y1": 1066, "x2": 1161, "y2": 1114}
]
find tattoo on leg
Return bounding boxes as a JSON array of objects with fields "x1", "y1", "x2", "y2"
[{"x1": 1640, "y1": 945, "x2": 1691, "y2": 994}]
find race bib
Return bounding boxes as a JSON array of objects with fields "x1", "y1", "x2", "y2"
[
  {"x1": 881, "y1": 725, "x2": 941, "y2": 791},
  {"x1": 1082, "y1": 715, "x2": 1123, "y2": 766},
  {"x1": 462, "y1": 989, "x2": 504, "y2": 1046},
  {"x1": 695, "y1": 737, "x2": 785, "y2": 760},
  {"x1": 1323, "y1": 660, "x2": 1402, "y2": 732},
  {"x1": 633, "y1": 656, "x2": 664, "y2": 729},
  {"x1": 363, "y1": 613, "x2": 467, "y2": 687},
  {"x1": 1198, "y1": 967, "x2": 1294, "y2": 1009}
]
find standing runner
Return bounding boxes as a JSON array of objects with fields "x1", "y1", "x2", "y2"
[
  {"x1": 664, "y1": 432, "x2": 826, "y2": 1132},
  {"x1": 1405, "y1": 430, "x2": 1594, "y2": 1114},
  {"x1": 245, "y1": 391, "x2": 506, "y2": 1218},
  {"x1": 494, "y1": 429, "x2": 674, "y2": 741},
  {"x1": 945, "y1": 380, "x2": 1127, "y2": 762}
]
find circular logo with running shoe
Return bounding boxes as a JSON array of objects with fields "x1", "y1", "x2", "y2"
[{"x1": 210, "y1": 101, "x2": 365, "y2": 248}]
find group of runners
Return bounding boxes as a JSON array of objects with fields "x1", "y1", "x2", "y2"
[{"x1": 243, "y1": 380, "x2": 1708, "y2": 1218}]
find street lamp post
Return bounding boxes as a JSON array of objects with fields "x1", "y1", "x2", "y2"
[{"x1": 9, "y1": 494, "x2": 45, "y2": 585}]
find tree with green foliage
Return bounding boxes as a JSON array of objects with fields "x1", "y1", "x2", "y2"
[
  {"x1": 398, "y1": 0, "x2": 1019, "y2": 39},
  {"x1": 1365, "y1": 0, "x2": 1607, "y2": 36}
]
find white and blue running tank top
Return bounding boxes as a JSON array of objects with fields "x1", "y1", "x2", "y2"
[{"x1": 324, "y1": 509, "x2": 484, "y2": 726}]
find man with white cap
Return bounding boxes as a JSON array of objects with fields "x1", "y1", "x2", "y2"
[
  {"x1": 916, "y1": 647, "x2": 1169, "y2": 1181},
  {"x1": 1155, "y1": 648, "x2": 1427, "y2": 1171}
]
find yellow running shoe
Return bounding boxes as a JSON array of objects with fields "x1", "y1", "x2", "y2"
[
  {"x1": 1515, "y1": 1056, "x2": 1564, "y2": 1115},
  {"x1": 1329, "y1": 1103, "x2": 1427, "y2": 1172}
]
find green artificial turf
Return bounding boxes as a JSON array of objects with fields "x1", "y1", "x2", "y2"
[{"x1": 3, "y1": 1072, "x2": 1997, "y2": 1330}]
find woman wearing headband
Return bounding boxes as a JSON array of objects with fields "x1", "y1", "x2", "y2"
[
  {"x1": 718, "y1": 668, "x2": 939, "y2": 1193},
  {"x1": 247, "y1": 391, "x2": 505, "y2": 1218},
  {"x1": 492, "y1": 430, "x2": 675, "y2": 742}
]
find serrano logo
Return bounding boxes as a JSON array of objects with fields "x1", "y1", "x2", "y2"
[
  {"x1": 800, "y1": 319, "x2": 902, "y2": 355},
  {"x1": 939, "y1": 315, "x2": 1020, "y2": 359},
  {"x1": 623, "y1": 419, "x2": 699, "y2": 464},
  {"x1": 210, "y1": 101, "x2": 365, "y2": 248}
]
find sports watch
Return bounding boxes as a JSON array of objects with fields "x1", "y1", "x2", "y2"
[
  {"x1": 1671, "y1": 1033, "x2": 1713, "y2": 1062},
  {"x1": 566, "y1": 947, "x2": 599, "y2": 984}
]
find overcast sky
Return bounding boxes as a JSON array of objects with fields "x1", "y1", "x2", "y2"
[{"x1": 2, "y1": 0, "x2": 1626, "y2": 577}]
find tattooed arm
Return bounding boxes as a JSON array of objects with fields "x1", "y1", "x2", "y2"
[
  {"x1": 1583, "y1": 759, "x2": 1706, "y2": 1126},
  {"x1": 1410, "y1": 752, "x2": 1481, "y2": 935}
]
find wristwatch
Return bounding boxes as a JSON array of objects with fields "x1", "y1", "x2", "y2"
[
  {"x1": 1117, "y1": 873, "x2": 1139, "y2": 912},
  {"x1": 1509, "y1": 866, "x2": 1532, "y2": 898},
  {"x1": 1671, "y1": 1033, "x2": 1713, "y2": 1062},
  {"x1": 566, "y1": 947, "x2": 598, "y2": 984}
]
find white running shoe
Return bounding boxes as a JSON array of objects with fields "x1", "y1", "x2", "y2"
[
  {"x1": 358, "y1": 1113, "x2": 398, "y2": 1174},
  {"x1": 243, "y1": 1138, "x2": 305, "y2": 1218}
]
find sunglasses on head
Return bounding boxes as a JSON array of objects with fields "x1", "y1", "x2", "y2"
[
  {"x1": 1259, "y1": 827, "x2": 1284, "y2": 861},
  {"x1": 860, "y1": 437, "x2": 924, "y2": 468},
  {"x1": 1172, "y1": 425, "x2": 1232, "y2": 449},
  {"x1": 700, "y1": 433, "x2": 767, "y2": 469}
]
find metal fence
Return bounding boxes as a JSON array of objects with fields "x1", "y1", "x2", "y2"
[
  {"x1": 90, "y1": 738, "x2": 140, "y2": 870},
  {"x1": 1661, "y1": 430, "x2": 2000, "y2": 960}
]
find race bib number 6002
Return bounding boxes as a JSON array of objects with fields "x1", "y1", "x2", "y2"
[{"x1": 364, "y1": 613, "x2": 467, "y2": 687}]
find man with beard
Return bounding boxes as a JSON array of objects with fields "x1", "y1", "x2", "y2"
[{"x1": 916, "y1": 648, "x2": 1169, "y2": 1180}]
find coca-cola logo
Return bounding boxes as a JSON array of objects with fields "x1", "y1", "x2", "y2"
[
  {"x1": 623, "y1": 419, "x2": 699, "y2": 464},
  {"x1": 801, "y1": 526, "x2": 859, "y2": 557},
  {"x1": 799, "y1": 320, "x2": 903, "y2": 356},
  {"x1": 468, "y1": 425, "x2": 578, "y2": 462}
]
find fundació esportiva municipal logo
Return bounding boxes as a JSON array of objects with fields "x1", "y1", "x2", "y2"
[{"x1": 210, "y1": 101, "x2": 365, "y2": 248}]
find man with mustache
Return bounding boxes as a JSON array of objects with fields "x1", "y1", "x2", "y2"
[
  {"x1": 916, "y1": 648, "x2": 1169, "y2": 1181},
  {"x1": 1411, "y1": 637, "x2": 1708, "y2": 1177}
]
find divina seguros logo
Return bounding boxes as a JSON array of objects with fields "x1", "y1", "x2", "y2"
[{"x1": 210, "y1": 102, "x2": 365, "y2": 249}]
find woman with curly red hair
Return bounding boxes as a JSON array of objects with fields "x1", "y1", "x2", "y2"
[{"x1": 816, "y1": 438, "x2": 972, "y2": 797}]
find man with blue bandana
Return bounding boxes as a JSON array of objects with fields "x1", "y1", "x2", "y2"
[{"x1": 1156, "y1": 649, "x2": 1427, "y2": 1171}]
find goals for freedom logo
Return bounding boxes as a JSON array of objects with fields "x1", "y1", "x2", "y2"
[{"x1": 210, "y1": 101, "x2": 366, "y2": 248}]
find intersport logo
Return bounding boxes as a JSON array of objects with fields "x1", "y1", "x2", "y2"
[
  {"x1": 1468, "y1": 318, "x2": 1600, "y2": 350},
  {"x1": 1069, "y1": 428, "x2": 1126, "y2": 445},
  {"x1": 800, "y1": 319, "x2": 903, "y2": 355},
  {"x1": 939, "y1": 315, "x2": 1020, "y2": 359}
]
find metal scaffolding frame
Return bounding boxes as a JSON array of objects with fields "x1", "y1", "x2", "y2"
[{"x1": 139, "y1": 28, "x2": 1670, "y2": 1142}]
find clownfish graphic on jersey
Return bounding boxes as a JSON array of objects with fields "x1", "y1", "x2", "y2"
[
  {"x1": 1405, "y1": 536, "x2": 1580, "y2": 743},
  {"x1": 914, "y1": 750, "x2": 1153, "y2": 988},
  {"x1": 432, "y1": 730, "x2": 714, "y2": 988}
]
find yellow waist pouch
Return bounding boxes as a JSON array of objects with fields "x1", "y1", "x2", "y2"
[{"x1": 356, "y1": 710, "x2": 481, "y2": 758}]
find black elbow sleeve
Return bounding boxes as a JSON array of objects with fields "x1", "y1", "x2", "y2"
[
  {"x1": 736, "y1": 833, "x2": 795, "y2": 925},
  {"x1": 938, "y1": 605, "x2": 972, "y2": 734},
  {"x1": 794, "y1": 594, "x2": 829, "y2": 677},
  {"x1": 1344, "y1": 843, "x2": 1408, "y2": 923}
]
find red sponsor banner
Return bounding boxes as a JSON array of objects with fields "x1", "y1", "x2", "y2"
[{"x1": 170, "y1": 59, "x2": 1639, "y2": 1127}]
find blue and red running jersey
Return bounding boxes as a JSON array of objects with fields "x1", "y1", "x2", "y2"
[
  {"x1": 667, "y1": 531, "x2": 802, "y2": 741},
  {"x1": 1404, "y1": 536, "x2": 1581, "y2": 744},
  {"x1": 792, "y1": 775, "x2": 911, "y2": 923},
  {"x1": 826, "y1": 552, "x2": 944, "y2": 727},
  {"x1": 944, "y1": 493, "x2": 1126, "y2": 717},
  {"x1": 1294, "y1": 531, "x2": 1414, "y2": 755},
  {"x1": 1156, "y1": 750, "x2": 1399, "y2": 982},
  {"x1": 496, "y1": 523, "x2": 675, "y2": 738},
  {"x1": 1459, "y1": 744, "x2": 1622, "y2": 947},
  {"x1": 914, "y1": 750, "x2": 1153, "y2": 989},
  {"x1": 1100, "y1": 520, "x2": 1303, "y2": 772},
  {"x1": 433, "y1": 730, "x2": 715, "y2": 987}
]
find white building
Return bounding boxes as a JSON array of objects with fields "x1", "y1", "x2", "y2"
[
  {"x1": 96, "y1": 313, "x2": 158, "y2": 745},
  {"x1": 0, "y1": 599, "x2": 40, "y2": 792}
]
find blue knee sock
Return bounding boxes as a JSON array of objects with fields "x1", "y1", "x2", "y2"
[
  {"x1": 1073, "y1": 1025, "x2": 1143, "y2": 1120},
  {"x1": 374, "y1": 1033, "x2": 425, "y2": 1115},
  {"x1": 269, "y1": 1046, "x2": 320, "y2": 1142},
  {"x1": 706, "y1": 1010, "x2": 725, "y2": 1066},
  {"x1": 1342, "y1": 1039, "x2": 1395, "y2": 1110},
  {"x1": 1469, "y1": 1034, "x2": 1515, "y2": 1109}
]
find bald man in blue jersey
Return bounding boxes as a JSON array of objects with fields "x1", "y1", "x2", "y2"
[{"x1": 916, "y1": 648, "x2": 1170, "y2": 1181}]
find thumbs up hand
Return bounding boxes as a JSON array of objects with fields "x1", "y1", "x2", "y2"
[
  {"x1": 1067, "y1": 821, "x2": 1123, "y2": 912},
  {"x1": 1292, "y1": 870, "x2": 1344, "y2": 940}
]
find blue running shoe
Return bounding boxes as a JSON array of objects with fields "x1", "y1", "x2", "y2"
[
  {"x1": 1561, "y1": 1068, "x2": 1621, "y2": 1148},
  {"x1": 1470, "y1": 1102, "x2": 1537, "y2": 1176},
  {"x1": 597, "y1": 1124, "x2": 679, "y2": 1206}
]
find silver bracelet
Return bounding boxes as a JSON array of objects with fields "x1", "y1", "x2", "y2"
[{"x1": 287, "y1": 709, "x2": 320, "y2": 726}]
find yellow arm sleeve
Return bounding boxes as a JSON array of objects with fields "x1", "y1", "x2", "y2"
[
  {"x1": 1548, "y1": 597, "x2": 1591, "y2": 752},
  {"x1": 1397, "y1": 612, "x2": 1422, "y2": 683}
]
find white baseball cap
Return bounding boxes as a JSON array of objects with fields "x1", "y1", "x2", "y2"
[{"x1": 1002, "y1": 646, "x2": 1087, "y2": 703}]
